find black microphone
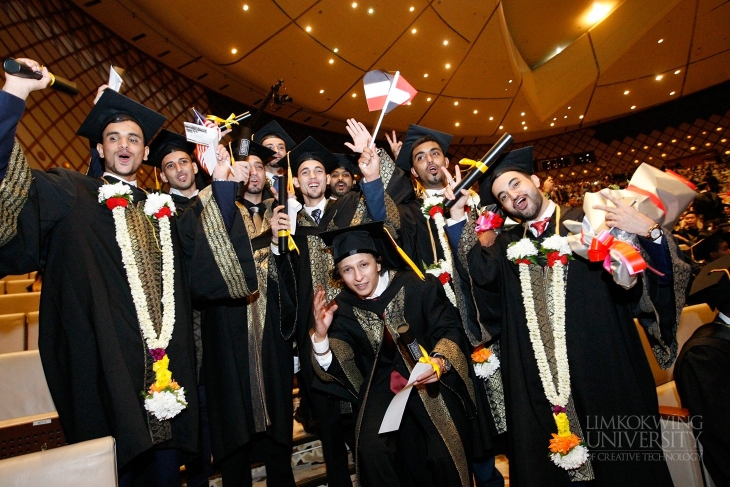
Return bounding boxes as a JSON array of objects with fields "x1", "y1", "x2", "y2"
[
  {"x1": 443, "y1": 132, "x2": 513, "y2": 210},
  {"x1": 278, "y1": 172, "x2": 289, "y2": 253},
  {"x1": 3, "y1": 59, "x2": 78, "y2": 96}
]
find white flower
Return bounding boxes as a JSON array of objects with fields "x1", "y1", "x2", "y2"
[
  {"x1": 474, "y1": 355, "x2": 500, "y2": 380},
  {"x1": 144, "y1": 192, "x2": 176, "y2": 217},
  {"x1": 98, "y1": 182, "x2": 133, "y2": 203},
  {"x1": 550, "y1": 444, "x2": 589, "y2": 470},
  {"x1": 506, "y1": 238, "x2": 539, "y2": 261},
  {"x1": 542, "y1": 235, "x2": 571, "y2": 256},
  {"x1": 144, "y1": 388, "x2": 188, "y2": 421}
]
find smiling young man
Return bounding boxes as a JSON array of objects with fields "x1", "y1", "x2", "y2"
[
  {"x1": 253, "y1": 120, "x2": 296, "y2": 192},
  {"x1": 147, "y1": 129, "x2": 200, "y2": 210},
  {"x1": 444, "y1": 147, "x2": 690, "y2": 486},
  {"x1": 329, "y1": 153, "x2": 360, "y2": 200}
]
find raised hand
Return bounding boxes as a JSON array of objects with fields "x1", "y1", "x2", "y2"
[
  {"x1": 229, "y1": 160, "x2": 251, "y2": 185},
  {"x1": 211, "y1": 144, "x2": 232, "y2": 181},
  {"x1": 270, "y1": 204, "x2": 291, "y2": 243},
  {"x1": 313, "y1": 285, "x2": 337, "y2": 342},
  {"x1": 385, "y1": 130, "x2": 402, "y2": 160},
  {"x1": 442, "y1": 166, "x2": 470, "y2": 220},
  {"x1": 2, "y1": 58, "x2": 51, "y2": 100},
  {"x1": 344, "y1": 118, "x2": 370, "y2": 153},
  {"x1": 358, "y1": 142, "x2": 381, "y2": 182},
  {"x1": 593, "y1": 189, "x2": 655, "y2": 236}
]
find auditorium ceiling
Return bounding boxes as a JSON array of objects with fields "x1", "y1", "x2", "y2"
[{"x1": 71, "y1": 0, "x2": 730, "y2": 142}]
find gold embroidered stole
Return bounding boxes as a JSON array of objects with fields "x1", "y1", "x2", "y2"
[{"x1": 0, "y1": 139, "x2": 32, "y2": 246}]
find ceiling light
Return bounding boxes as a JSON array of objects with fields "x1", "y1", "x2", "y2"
[
  {"x1": 306, "y1": 26, "x2": 312, "y2": 32},
  {"x1": 717, "y1": 127, "x2": 723, "y2": 131},
  {"x1": 706, "y1": 142, "x2": 711, "y2": 146},
  {"x1": 352, "y1": 93, "x2": 357, "y2": 97},
  {"x1": 674, "y1": 69, "x2": 681, "y2": 74},
  {"x1": 655, "y1": 75, "x2": 663, "y2": 81},
  {"x1": 630, "y1": 149, "x2": 635, "y2": 152},
  {"x1": 352, "y1": 2, "x2": 357, "y2": 7},
  {"x1": 586, "y1": 2, "x2": 612, "y2": 24},
  {"x1": 489, "y1": 116, "x2": 494, "y2": 121},
  {"x1": 368, "y1": 8, "x2": 374, "y2": 14},
  {"x1": 445, "y1": 63, "x2": 451, "y2": 69},
  {"x1": 579, "y1": 115, "x2": 584, "y2": 119},
  {"x1": 334, "y1": 48, "x2": 339, "y2": 53},
  {"x1": 427, "y1": 97, "x2": 432, "y2": 102},
  {"x1": 473, "y1": 110, "x2": 478, "y2": 114},
  {"x1": 412, "y1": 28, "x2": 417, "y2": 34},
  {"x1": 702, "y1": 131, "x2": 707, "y2": 134},
  {"x1": 521, "y1": 112, "x2": 525, "y2": 116},
  {"x1": 671, "y1": 139, "x2": 677, "y2": 143},
  {"x1": 657, "y1": 38, "x2": 663, "y2": 43},
  {"x1": 568, "y1": 106, "x2": 571, "y2": 110},
  {"x1": 243, "y1": 4, "x2": 249, "y2": 11},
  {"x1": 687, "y1": 135, "x2": 692, "y2": 139},
  {"x1": 690, "y1": 146, "x2": 696, "y2": 150},
  {"x1": 669, "y1": 91, "x2": 675, "y2": 96},
  {"x1": 499, "y1": 125, "x2": 503, "y2": 129},
  {"x1": 643, "y1": 145, "x2": 649, "y2": 149},
  {"x1": 423, "y1": 73, "x2": 428, "y2": 77},
  {"x1": 407, "y1": 102, "x2": 411, "y2": 105},
  {"x1": 661, "y1": 153, "x2": 667, "y2": 157},
  {"x1": 634, "y1": 159, "x2": 639, "y2": 163},
  {"x1": 454, "y1": 101, "x2": 459, "y2": 106},
  {"x1": 555, "y1": 47, "x2": 563, "y2": 54},
  {"x1": 624, "y1": 90, "x2": 630, "y2": 95},
  {"x1": 443, "y1": 40, "x2": 449, "y2": 46},
  {"x1": 550, "y1": 123, "x2": 555, "y2": 126},
  {"x1": 508, "y1": 79, "x2": 513, "y2": 83},
  {"x1": 319, "y1": 89, "x2": 324, "y2": 94},
  {"x1": 553, "y1": 117, "x2": 557, "y2": 121},
  {"x1": 521, "y1": 121, "x2": 526, "y2": 125},
  {"x1": 523, "y1": 126, "x2": 528, "y2": 130},
  {"x1": 631, "y1": 105, "x2": 636, "y2": 109},
  {"x1": 657, "y1": 142, "x2": 662, "y2": 146},
  {"x1": 721, "y1": 138, "x2": 727, "y2": 143},
  {"x1": 329, "y1": 59, "x2": 334, "y2": 64},
  {"x1": 409, "y1": 6, "x2": 414, "y2": 11},
  {"x1": 617, "y1": 152, "x2": 622, "y2": 155},
  {"x1": 563, "y1": 115, "x2": 567, "y2": 119},
  {"x1": 231, "y1": 48, "x2": 237, "y2": 54},
  {"x1": 726, "y1": 151, "x2": 730, "y2": 155},
  {"x1": 455, "y1": 122, "x2": 460, "y2": 127}
]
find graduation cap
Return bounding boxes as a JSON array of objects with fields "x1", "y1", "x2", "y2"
[
  {"x1": 232, "y1": 137, "x2": 276, "y2": 163},
  {"x1": 333, "y1": 153, "x2": 362, "y2": 177},
  {"x1": 479, "y1": 146, "x2": 534, "y2": 206},
  {"x1": 146, "y1": 130, "x2": 195, "y2": 168},
  {"x1": 288, "y1": 136, "x2": 338, "y2": 175},
  {"x1": 77, "y1": 89, "x2": 166, "y2": 144},
  {"x1": 320, "y1": 221, "x2": 424, "y2": 278},
  {"x1": 689, "y1": 254, "x2": 730, "y2": 308},
  {"x1": 252, "y1": 120, "x2": 296, "y2": 151},
  {"x1": 690, "y1": 233, "x2": 726, "y2": 263},
  {"x1": 394, "y1": 124, "x2": 453, "y2": 172}
]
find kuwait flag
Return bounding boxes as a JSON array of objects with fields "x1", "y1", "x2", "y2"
[{"x1": 363, "y1": 70, "x2": 417, "y2": 114}]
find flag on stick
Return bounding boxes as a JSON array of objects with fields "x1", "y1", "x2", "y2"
[{"x1": 363, "y1": 70, "x2": 417, "y2": 145}]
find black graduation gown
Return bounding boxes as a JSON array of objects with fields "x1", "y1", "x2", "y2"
[
  {"x1": 453, "y1": 207, "x2": 687, "y2": 486},
  {"x1": 316, "y1": 271, "x2": 477, "y2": 487},
  {"x1": 0, "y1": 168, "x2": 200, "y2": 469},
  {"x1": 170, "y1": 192, "x2": 199, "y2": 212},
  {"x1": 198, "y1": 198, "x2": 297, "y2": 462},
  {"x1": 675, "y1": 321, "x2": 730, "y2": 486}
]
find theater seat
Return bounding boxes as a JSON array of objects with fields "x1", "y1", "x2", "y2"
[
  {"x1": 4, "y1": 280, "x2": 33, "y2": 295},
  {"x1": 0, "y1": 314, "x2": 26, "y2": 354},
  {"x1": 0, "y1": 351, "x2": 56, "y2": 422},
  {"x1": 0, "y1": 281, "x2": 5, "y2": 294},
  {"x1": 0, "y1": 293, "x2": 40, "y2": 315},
  {"x1": 25, "y1": 312, "x2": 38, "y2": 351},
  {"x1": 0, "y1": 436, "x2": 116, "y2": 487}
]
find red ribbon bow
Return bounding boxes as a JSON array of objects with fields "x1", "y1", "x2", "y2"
[
  {"x1": 586, "y1": 230, "x2": 647, "y2": 276},
  {"x1": 476, "y1": 212, "x2": 505, "y2": 234}
]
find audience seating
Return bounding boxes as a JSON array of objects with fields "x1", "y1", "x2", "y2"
[
  {"x1": 0, "y1": 436, "x2": 117, "y2": 487},
  {"x1": 0, "y1": 281, "x2": 5, "y2": 294},
  {"x1": 0, "y1": 293, "x2": 40, "y2": 315},
  {"x1": 1, "y1": 275, "x2": 31, "y2": 282},
  {"x1": 0, "y1": 314, "x2": 26, "y2": 354},
  {"x1": 4, "y1": 280, "x2": 33, "y2": 295},
  {"x1": 25, "y1": 312, "x2": 38, "y2": 351}
]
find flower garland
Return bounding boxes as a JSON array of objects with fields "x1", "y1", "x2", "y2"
[
  {"x1": 98, "y1": 183, "x2": 187, "y2": 421},
  {"x1": 507, "y1": 233, "x2": 588, "y2": 470},
  {"x1": 421, "y1": 196, "x2": 457, "y2": 307},
  {"x1": 471, "y1": 344, "x2": 500, "y2": 380}
]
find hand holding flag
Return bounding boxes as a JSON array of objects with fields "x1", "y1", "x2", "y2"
[{"x1": 363, "y1": 70, "x2": 417, "y2": 147}]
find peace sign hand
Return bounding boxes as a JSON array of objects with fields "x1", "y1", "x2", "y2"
[
  {"x1": 442, "y1": 166, "x2": 470, "y2": 220},
  {"x1": 592, "y1": 189, "x2": 655, "y2": 236}
]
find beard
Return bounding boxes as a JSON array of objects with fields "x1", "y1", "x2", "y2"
[{"x1": 504, "y1": 184, "x2": 544, "y2": 221}]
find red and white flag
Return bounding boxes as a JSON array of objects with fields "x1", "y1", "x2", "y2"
[{"x1": 363, "y1": 70, "x2": 417, "y2": 114}]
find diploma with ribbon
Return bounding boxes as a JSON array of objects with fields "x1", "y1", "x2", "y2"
[{"x1": 563, "y1": 163, "x2": 695, "y2": 289}]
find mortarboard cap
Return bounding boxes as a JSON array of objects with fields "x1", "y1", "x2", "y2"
[
  {"x1": 320, "y1": 221, "x2": 403, "y2": 269},
  {"x1": 690, "y1": 233, "x2": 725, "y2": 263},
  {"x1": 689, "y1": 254, "x2": 730, "y2": 307},
  {"x1": 333, "y1": 153, "x2": 362, "y2": 177},
  {"x1": 146, "y1": 130, "x2": 195, "y2": 168},
  {"x1": 479, "y1": 146, "x2": 534, "y2": 206},
  {"x1": 253, "y1": 120, "x2": 296, "y2": 151},
  {"x1": 394, "y1": 124, "x2": 453, "y2": 172},
  {"x1": 288, "y1": 136, "x2": 338, "y2": 175},
  {"x1": 232, "y1": 137, "x2": 276, "y2": 163},
  {"x1": 77, "y1": 89, "x2": 166, "y2": 144}
]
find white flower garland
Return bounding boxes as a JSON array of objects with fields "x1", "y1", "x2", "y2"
[
  {"x1": 550, "y1": 444, "x2": 589, "y2": 470},
  {"x1": 474, "y1": 354, "x2": 500, "y2": 380}
]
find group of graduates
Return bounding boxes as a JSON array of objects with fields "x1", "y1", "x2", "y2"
[{"x1": 1, "y1": 58, "x2": 721, "y2": 487}]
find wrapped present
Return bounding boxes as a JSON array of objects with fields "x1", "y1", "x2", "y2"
[{"x1": 564, "y1": 164, "x2": 695, "y2": 289}]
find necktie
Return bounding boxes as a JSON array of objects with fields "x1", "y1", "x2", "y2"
[
  {"x1": 530, "y1": 217, "x2": 550, "y2": 237},
  {"x1": 311, "y1": 208, "x2": 322, "y2": 225},
  {"x1": 251, "y1": 206, "x2": 263, "y2": 234}
]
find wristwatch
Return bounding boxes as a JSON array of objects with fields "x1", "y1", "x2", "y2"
[{"x1": 646, "y1": 223, "x2": 662, "y2": 240}]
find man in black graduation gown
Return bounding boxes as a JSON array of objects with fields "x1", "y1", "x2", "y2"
[
  {"x1": 199, "y1": 136, "x2": 298, "y2": 486},
  {"x1": 147, "y1": 129, "x2": 201, "y2": 210},
  {"x1": 329, "y1": 153, "x2": 360, "y2": 200},
  {"x1": 310, "y1": 222, "x2": 477, "y2": 487},
  {"x1": 443, "y1": 147, "x2": 690, "y2": 486},
  {"x1": 675, "y1": 255, "x2": 730, "y2": 486},
  {"x1": 253, "y1": 119, "x2": 296, "y2": 196},
  {"x1": 0, "y1": 59, "x2": 259, "y2": 486}
]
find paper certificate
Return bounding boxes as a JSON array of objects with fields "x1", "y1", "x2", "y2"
[{"x1": 378, "y1": 361, "x2": 433, "y2": 434}]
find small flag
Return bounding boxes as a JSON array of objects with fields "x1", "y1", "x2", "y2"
[
  {"x1": 363, "y1": 70, "x2": 417, "y2": 114},
  {"x1": 192, "y1": 107, "x2": 220, "y2": 175}
]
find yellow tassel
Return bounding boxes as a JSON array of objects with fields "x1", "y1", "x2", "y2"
[{"x1": 383, "y1": 227, "x2": 425, "y2": 280}]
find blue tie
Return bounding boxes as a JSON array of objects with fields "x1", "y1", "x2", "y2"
[{"x1": 311, "y1": 208, "x2": 322, "y2": 224}]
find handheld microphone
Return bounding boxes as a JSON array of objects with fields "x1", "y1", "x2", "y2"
[
  {"x1": 3, "y1": 58, "x2": 78, "y2": 96},
  {"x1": 278, "y1": 172, "x2": 289, "y2": 253},
  {"x1": 443, "y1": 132, "x2": 513, "y2": 210}
]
